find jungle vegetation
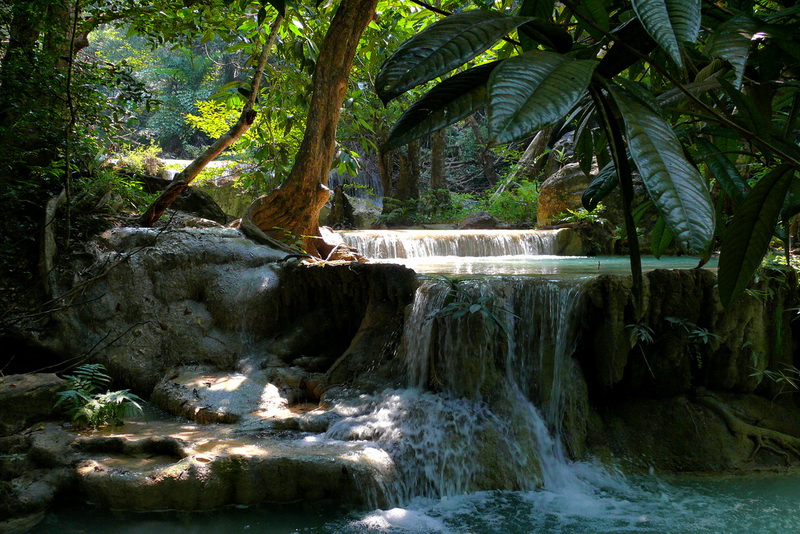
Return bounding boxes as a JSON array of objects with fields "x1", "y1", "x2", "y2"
[{"x1": 0, "y1": 0, "x2": 798, "y2": 310}]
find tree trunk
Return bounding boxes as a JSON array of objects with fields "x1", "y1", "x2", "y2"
[
  {"x1": 468, "y1": 116, "x2": 498, "y2": 186},
  {"x1": 139, "y1": 15, "x2": 281, "y2": 227},
  {"x1": 490, "y1": 126, "x2": 553, "y2": 201},
  {"x1": 242, "y1": 0, "x2": 379, "y2": 258},
  {"x1": 395, "y1": 140, "x2": 420, "y2": 201},
  {"x1": 429, "y1": 128, "x2": 448, "y2": 205},
  {"x1": 378, "y1": 146, "x2": 395, "y2": 199}
]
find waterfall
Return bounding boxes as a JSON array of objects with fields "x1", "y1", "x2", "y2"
[
  {"x1": 326, "y1": 276, "x2": 589, "y2": 505},
  {"x1": 339, "y1": 229, "x2": 566, "y2": 258}
]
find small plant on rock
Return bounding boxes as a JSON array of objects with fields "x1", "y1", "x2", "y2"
[{"x1": 55, "y1": 364, "x2": 143, "y2": 429}]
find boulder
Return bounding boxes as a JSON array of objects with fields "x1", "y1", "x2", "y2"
[
  {"x1": 0, "y1": 374, "x2": 65, "y2": 436},
  {"x1": 536, "y1": 163, "x2": 593, "y2": 226},
  {"x1": 457, "y1": 211, "x2": 500, "y2": 229}
]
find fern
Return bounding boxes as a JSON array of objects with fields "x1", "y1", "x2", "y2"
[{"x1": 55, "y1": 364, "x2": 143, "y2": 428}]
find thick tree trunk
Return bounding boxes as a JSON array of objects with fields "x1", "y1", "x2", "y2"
[
  {"x1": 468, "y1": 116, "x2": 498, "y2": 186},
  {"x1": 395, "y1": 140, "x2": 420, "y2": 201},
  {"x1": 242, "y1": 0, "x2": 379, "y2": 257}
]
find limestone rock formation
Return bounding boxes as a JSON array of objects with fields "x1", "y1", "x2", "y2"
[{"x1": 0, "y1": 374, "x2": 65, "y2": 435}]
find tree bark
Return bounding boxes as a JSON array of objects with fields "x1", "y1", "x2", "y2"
[
  {"x1": 242, "y1": 0, "x2": 379, "y2": 257},
  {"x1": 468, "y1": 116, "x2": 498, "y2": 186},
  {"x1": 430, "y1": 129, "x2": 447, "y2": 191},
  {"x1": 395, "y1": 140, "x2": 420, "y2": 201},
  {"x1": 139, "y1": 15, "x2": 282, "y2": 227}
]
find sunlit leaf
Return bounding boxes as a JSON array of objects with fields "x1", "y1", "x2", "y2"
[
  {"x1": 718, "y1": 164, "x2": 795, "y2": 308},
  {"x1": 487, "y1": 51, "x2": 596, "y2": 145},
  {"x1": 376, "y1": 11, "x2": 532, "y2": 104},
  {"x1": 610, "y1": 86, "x2": 715, "y2": 254},
  {"x1": 384, "y1": 62, "x2": 500, "y2": 150},
  {"x1": 650, "y1": 216, "x2": 674, "y2": 258}
]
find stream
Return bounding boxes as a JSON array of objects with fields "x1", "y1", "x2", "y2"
[{"x1": 27, "y1": 228, "x2": 797, "y2": 533}]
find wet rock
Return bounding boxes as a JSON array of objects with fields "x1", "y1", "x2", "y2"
[
  {"x1": 0, "y1": 425, "x2": 77, "y2": 531},
  {"x1": 580, "y1": 268, "x2": 796, "y2": 398},
  {"x1": 0, "y1": 374, "x2": 65, "y2": 435},
  {"x1": 73, "y1": 421, "x2": 388, "y2": 510}
]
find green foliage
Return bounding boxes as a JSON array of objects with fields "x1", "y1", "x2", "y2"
[
  {"x1": 552, "y1": 204, "x2": 607, "y2": 225},
  {"x1": 751, "y1": 365, "x2": 800, "y2": 393},
  {"x1": 55, "y1": 364, "x2": 143, "y2": 429},
  {"x1": 626, "y1": 322, "x2": 655, "y2": 347},
  {"x1": 486, "y1": 179, "x2": 540, "y2": 224},
  {"x1": 431, "y1": 275, "x2": 515, "y2": 338},
  {"x1": 665, "y1": 316, "x2": 721, "y2": 369},
  {"x1": 378, "y1": 191, "x2": 476, "y2": 226},
  {"x1": 377, "y1": 0, "x2": 800, "y2": 311},
  {"x1": 113, "y1": 142, "x2": 162, "y2": 174}
]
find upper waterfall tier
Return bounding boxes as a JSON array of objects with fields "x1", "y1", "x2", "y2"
[{"x1": 339, "y1": 229, "x2": 575, "y2": 259}]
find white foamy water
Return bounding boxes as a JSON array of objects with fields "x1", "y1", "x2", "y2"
[{"x1": 339, "y1": 229, "x2": 565, "y2": 258}]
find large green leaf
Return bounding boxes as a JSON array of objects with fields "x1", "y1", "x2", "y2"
[
  {"x1": 706, "y1": 14, "x2": 761, "y2": 89},
  {"x1": 383, "y1": 62, "x2": 500, "y2": 150},
  {"x1": 610, "y1": 86, "x2": 715, "y2": 254},
  {"x1": 694, "y1": 138, "x2": 748, "y2": 204},
  {"x1": 376, "y1": 11, "x2": 532, "y2": 104},
  {"x1": 666, "y1": 0, "x2": 700, "y2": 43},
  {"x1": 487, "y1": 51, "x2": 596, "y2": 145},
  {"x1": 582, "y1": 160, "x2": 618, "y2": 211},
  {"x1": 650, "y1": 216, "x2": 675, "y2": 258},
  {"x1": 718, "y1": 164, "x2": 795, "y2": 308},
  {"x1": 632, "y1": 0, "x2": 699, "y2": 67}
]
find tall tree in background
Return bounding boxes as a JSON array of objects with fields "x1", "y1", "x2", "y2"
[{"x1": 241, "y1": 0, "x2": 379, "y2": 256}]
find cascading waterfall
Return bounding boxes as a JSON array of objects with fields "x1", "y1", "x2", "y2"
[
  {"x1": 326, "y1": 275, "x2": 590, "y2": 506},
  {"x1": 339, "y1": 229, "x2": 565, "y2": 258}
]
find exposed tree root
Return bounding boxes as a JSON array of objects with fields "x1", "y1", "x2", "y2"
[{"x1": 696, "y1": 391, "x2": 800, "y2": 463}]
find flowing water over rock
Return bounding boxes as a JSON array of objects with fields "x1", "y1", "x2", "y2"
[
  {"x1": 339, "y1": 229, "x2": 572, "y2": 258},
  {"x1": 18, "y1": 224, "x2": 800, "y2": 533}
]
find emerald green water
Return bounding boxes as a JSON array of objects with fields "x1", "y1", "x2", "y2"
[
  {"x1": 378, "y1": 254, "x2": 715, "y2": 277},
  {"x1": 35, "y1": 472, "x2": 800, "y2": 533}
]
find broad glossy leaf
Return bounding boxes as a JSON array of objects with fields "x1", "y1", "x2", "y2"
[
  {"x1": 582, "y1": 160, "x2": 617, "y2": 211},
  {"x1": 264, "y1": 0, "x2": 284, "y2": 18},
  {"x1": 574, "y1": 106, "x2": 596, "y2": 175},
  {"x1": 718, "y1": 164, "x2": 795, "y2": 308},
  {"x1": 376, "y1": 11, "x2": 532, "y2": 104},
  {"x1": 694, "y1": 138, "x2": 747, "y2": 204},
  {"x1": 706, "y1": 14, "x2": 761, "y2": 89},
  {"x1": 666, "y1": 0, "x2": 700, "y2": 43},
  {"x1": 632, "y1": 0, "x2": 690, "y2": 66},
  {"x1": 716, "y1": 78, "x2": 772, "y2": 135},
  {"x1": 610, "y1": 86, "x2": 715, "y2": 254},
  {"x1": 487, "y1": 51, "x2": 597, "y2": 145},
  {"x1": 650, "y1": 216, "x2": 674, "y2": 258},
  {"x1": 384, "y1": 62, "x2": 500, "y2": 150}
]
